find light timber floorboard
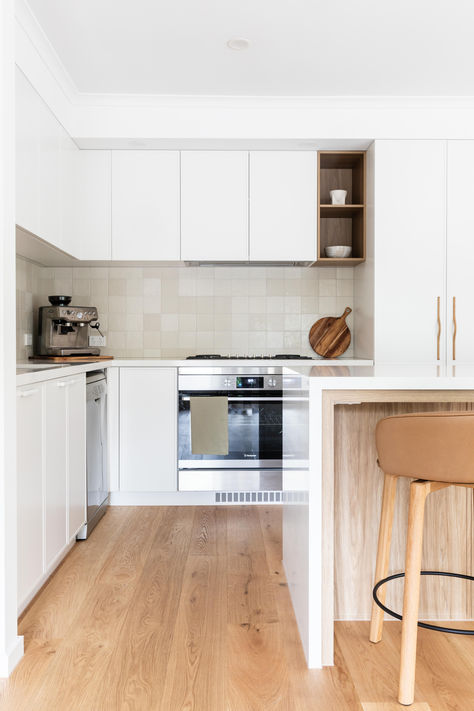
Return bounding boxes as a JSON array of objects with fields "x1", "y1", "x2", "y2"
[{"x1": 1, "y1": 506, "x2": 474, "y2": 710}]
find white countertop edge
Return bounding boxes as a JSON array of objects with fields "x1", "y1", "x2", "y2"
[
  {"x1": 283, "y1": 363, "x2": 474, "y2": 388},
  {"x1": 16, "y1": 357, "x2": 374, "y2": 386}
]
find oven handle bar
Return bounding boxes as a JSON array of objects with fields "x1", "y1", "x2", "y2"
[{"x1": 179, "y1": 395, "x2": 307, "y2": 403}]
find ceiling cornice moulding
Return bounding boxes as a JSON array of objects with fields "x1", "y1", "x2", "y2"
[{"x1": 17, "y1": 0, "x2": 474, "y2": 115}]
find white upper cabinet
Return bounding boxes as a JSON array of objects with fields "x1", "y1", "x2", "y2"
[
  {"x1": 75, "y1": 151, "x2": 112, "y2": 260},
  {"x1": 373, "y1": 140, "x2": 447, "y2": 364},
  {"x1": 59, "y1": 131, "x2": 80, "y2": 257},
  {"x1": 15, "y1": 69, "x2": 41, "y2": 237},
  {"x1": 446, "y1": 141, "x2": 474, "y2": 363},
  {"x1": 181, "y1": 151, "x2": 248, "y2": 261},
  {"x1": 112, "y1": 151, "x2": 180, "y2": 260},
  {"x1": 15, "y1": 68, "x2": 75, "y2": 253},
  {"x1": 37, "y1": 95, "x2": 62, "y2": 249},
  {"x1": 250, "y1": 151, "x2": 317, "y2": 262}
]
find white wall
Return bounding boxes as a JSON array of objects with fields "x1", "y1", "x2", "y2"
[{"x1": 0, "y1": 0, "x2": 24, "y2": 677}]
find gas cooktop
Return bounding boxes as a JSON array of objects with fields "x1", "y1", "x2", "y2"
[{"x1": 186, "y1": 354, "x2": 314, "y2": 360}]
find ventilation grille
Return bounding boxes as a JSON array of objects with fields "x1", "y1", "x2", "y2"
[{"x1": 215, "y1": 490, "x2": 283, "y2": 504}]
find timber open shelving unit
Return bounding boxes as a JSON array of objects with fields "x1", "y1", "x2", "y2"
[{"x1": 317, "y1": 151, "x2": 366, "y2": 266}]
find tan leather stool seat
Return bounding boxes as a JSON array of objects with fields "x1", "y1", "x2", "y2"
[{"x1": 376, "y1": 411, "x2": 474, "y2": 484}]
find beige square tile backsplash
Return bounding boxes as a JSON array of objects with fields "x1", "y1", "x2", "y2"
[{"x1": 16, "y1": 258, "x2": 354, "y2": 360}]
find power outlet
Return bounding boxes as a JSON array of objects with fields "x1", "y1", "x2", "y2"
[{"x1": 89, "y1": 335, "x2": 106, "y2": 347}]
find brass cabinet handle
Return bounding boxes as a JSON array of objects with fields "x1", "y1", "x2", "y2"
[
  {"x1": 437, "y1": 296, "x2": 441, "y2": 361},
  {"x1": 453, "y1": 296, "x2": 457, "y2": 361}
]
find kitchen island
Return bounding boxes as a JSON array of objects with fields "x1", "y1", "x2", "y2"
[{"x1": 282, "y1": 364, "x2": 474, "y2": 669}]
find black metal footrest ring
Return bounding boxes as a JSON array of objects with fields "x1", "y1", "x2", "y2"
[{"x1": 373, "y1": 570, "x2": 474, "y2": 635}]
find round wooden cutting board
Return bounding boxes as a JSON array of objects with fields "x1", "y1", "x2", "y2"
[{"x1": 309, "y1": 307, "x2": 352, "y2": 358}]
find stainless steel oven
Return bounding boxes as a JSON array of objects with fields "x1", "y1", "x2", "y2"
[{"x1": 178, "y1": 367, "x2": 307, "y2": 492}]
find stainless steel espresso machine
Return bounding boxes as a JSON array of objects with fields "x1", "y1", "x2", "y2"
[{"x1": 37, "y1": 295, "x2": 103, "y2": 357}]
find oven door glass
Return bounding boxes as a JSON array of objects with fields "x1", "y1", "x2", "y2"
[{"x1": 178, "y1": 390, "x2": 282, "y2": 468}]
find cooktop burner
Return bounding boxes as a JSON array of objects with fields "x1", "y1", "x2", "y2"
[{"x1": 186, "y1": 354, "x2": 314, "y2": 360}]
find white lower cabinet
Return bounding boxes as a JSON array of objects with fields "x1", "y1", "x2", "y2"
[
  {"x1": 119, "y1": 368, "x2": 177, "y2": 492},
  {"x1": 17, "y1": 374, "x2": 86, "y2": 612},
  {"x1": 67, "y1": 376, "x2": 87, "y2": 539},
  {"x1": 44, "y1": 380, "x2": 68, "y2": 569},
  {"x1": 17, "y1": 385, "x2": 43, "y2": 608}
]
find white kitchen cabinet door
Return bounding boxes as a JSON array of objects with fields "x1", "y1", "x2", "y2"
[
  {"x1": 37, "y1": 91, "x2": 63, "y2": 250},
  {"x1": 374, "y1": 140, "x2": 447, "y2": 363},
  {"x1": 59, "y1": 131, "x2": 80, "y2": 258},
  {"x1": 112, "y1": 151, "x2": 180, "y2": 260},
  {"x1": 76, "y1": 151, "x2": 112, "y2": 260},
  {"x1": 181, "y1": 151, "x2": 248, "y2": 261},
  {"x1": 15, "y1": 68, "x2": 41, "y2": 236},
  {"x1": 119, "y1": 368, "x2": 177, "y2": 492},
  {"x1": 17, "y1": 385, "x2": 43, "y2": 608},
  {"x1": 67, "y1": 375, "x2": 86, "y2": 539},
  {"x1": 250, "y1": 151, "x2": 317, "y2": 262},
  {"x1": 446, "y1": 141, "x2": 474, "y2": 363},
  {"x1": 44, "y1": 379, "x2": 68, "y2": 568}
]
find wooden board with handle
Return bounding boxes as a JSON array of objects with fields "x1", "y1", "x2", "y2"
[{"x1": 309, "y1": 307, "x2": 352, "y2": 358}]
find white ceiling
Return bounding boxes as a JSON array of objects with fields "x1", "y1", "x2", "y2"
[{"x1": 26, "y1": 0, "x2": 474, "y2": 97}]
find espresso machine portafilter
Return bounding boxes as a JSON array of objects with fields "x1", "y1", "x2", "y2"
[{"x1": 36, "y1": 295, "x2": 103, "y2": 357}]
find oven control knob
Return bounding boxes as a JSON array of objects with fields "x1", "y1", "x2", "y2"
[{"x1": 224, "y1": 378, "x2": 232, "y2": 388}]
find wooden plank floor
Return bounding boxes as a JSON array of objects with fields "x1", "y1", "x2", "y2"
[{"x1": 0, "y1": 506, "x2": 473, "y2": 710}]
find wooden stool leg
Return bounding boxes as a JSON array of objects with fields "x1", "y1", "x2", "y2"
[
  {"x1": 370, "y1": 472, "x2": 398, "y2": 643},
  {"x1": 398, "y1": 480, "x2": 430, "y2": 706}
]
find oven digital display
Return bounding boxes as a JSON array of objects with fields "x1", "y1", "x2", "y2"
[{"x1": 236, "y1": 376, "x2": 264, "y2": 389}]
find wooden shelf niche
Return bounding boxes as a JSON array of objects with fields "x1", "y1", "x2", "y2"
[{"x1": 317, "y1": 151, "x2": 366, "y2": 266}]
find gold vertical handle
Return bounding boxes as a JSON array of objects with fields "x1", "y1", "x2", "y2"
[
  {"x1": 453, "y1": 296, "x2": 457, "y2": 361},
  {"x1": 437, "y1": 296, "x2": 441, "y2": 361}
]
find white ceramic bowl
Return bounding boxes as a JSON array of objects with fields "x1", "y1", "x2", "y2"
[
  {"x1": 329, "y1": 189, "x2": 347, "y2": 205},
  {"x1": 325, "y1": 245, "x2": 352, "y2": 258}
]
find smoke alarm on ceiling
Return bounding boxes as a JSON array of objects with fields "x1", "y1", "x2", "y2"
[{"x1": 226, "y1": 38, "x2": 250, "y2": 51}]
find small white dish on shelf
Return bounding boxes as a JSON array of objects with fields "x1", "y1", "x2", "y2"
[{"x1": 325, "y1": 245, "x2": 352, "y2": 258}]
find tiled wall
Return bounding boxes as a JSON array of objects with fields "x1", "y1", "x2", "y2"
[
  {"x1": 16, "y1": 259, "x2": 355, "y2": 359},
  {"x1": 16, "y1": 257, "x2": 42, "y2": 361}
]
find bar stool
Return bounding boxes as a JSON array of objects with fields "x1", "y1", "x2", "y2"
[{"x1": 369, "y1": 411, "x2": 474, "y2": 706}]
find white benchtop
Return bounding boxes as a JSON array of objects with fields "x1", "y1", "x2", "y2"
[
  {"x1": 16, "y1": 357, "x2": 373, "y2": 386},
  {"x1": 284, "y1": 362, "x2": 474, "y2": 388}
]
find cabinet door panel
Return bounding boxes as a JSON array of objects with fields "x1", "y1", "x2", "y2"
[
  {"x1": 17, "y1": 386, "x2": 43, "y2": 607},
  {"x1": 250, "y1": 151, "x2": 317, "y2": 261},
  {"x1": 37, "y1": 94, "x2": 62, "y2": 249},
  {"x1": 44, "y1": 380, "x2": 68, "y2": 568},
  {"x1": 112, "y1": 151, "x2": 180, "y2": 260},
  {"x1": 374, "y1": 140, "x2": 446, "y2": 363},
  {"x1": 15, "y1": 69, "x2": 40, "y2": 235},
  {"x1": 119, "y1": 368, "x2": 177, "y2": 492},
  {"x1": 59, "y1": 130, "x2": 79, "y2": 258},
  {"x1": 76, "y1": 151, "x2": 112, "y2": 260},
  {"x1": 447, "y1": 141, "x2": 474, "y2": 363},
  {"x1": 67, "y1": 375, "x2": 86, "y2": 538},
  {"x1": 181, "y1": 151, "x2": 248, "y2": 261}
]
